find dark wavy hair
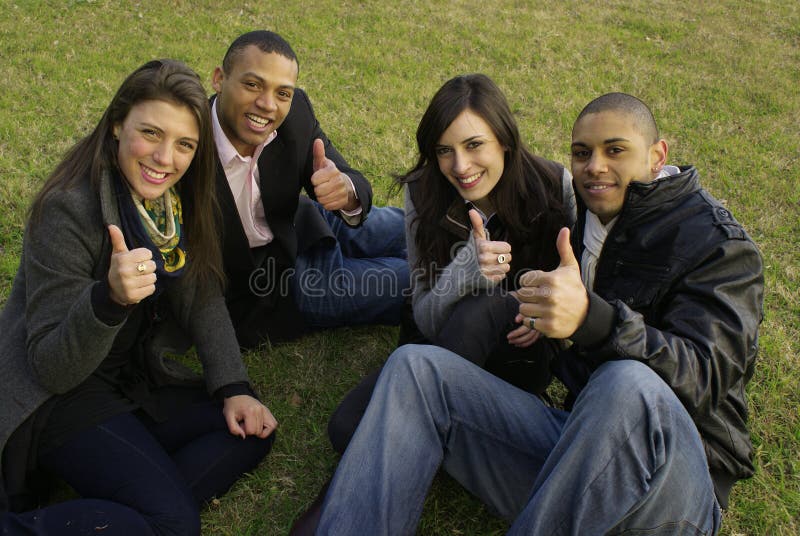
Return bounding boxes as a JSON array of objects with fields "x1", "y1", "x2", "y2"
[
  {"x1": 29, "y1": 59, "x2": 223, "y2": 287},
  {"x1": 397, "y1": 74, "x2": 568, "y2": 286}
]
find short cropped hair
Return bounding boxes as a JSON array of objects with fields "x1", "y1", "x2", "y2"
[
  {"x1": 575, "y1": 92, "x2": 659, "y2": 143},
  {"x1": 222, "y1": 30, "x2": 298, "y2": 74}
]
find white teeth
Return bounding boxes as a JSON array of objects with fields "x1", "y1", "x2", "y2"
[
  {"x1": 246, "y1": 113, "x2": 269, "y2": 126},
  {"x1": 142, "y1": 166, "x2": 166, "y2": 179},
  {"x1": 588, "y1": 184, "x2": 609, "y2": 190},
  {"x1": 459, "y1": 172, "x2": 482, "y2": 185}
]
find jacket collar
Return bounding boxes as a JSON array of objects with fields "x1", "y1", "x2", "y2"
[
  {"x1": 575, "y1": 165, "x2": 700, "y2": 237},
  {"x1": 99, "y1": 168, "x2": 121, "y2": 228}
]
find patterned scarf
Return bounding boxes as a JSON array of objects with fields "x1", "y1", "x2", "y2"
[{"x1": 113, "y1": 171, "x2": 187, "y2": 296}]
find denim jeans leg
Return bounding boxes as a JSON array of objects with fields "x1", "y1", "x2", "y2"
[
  {"x1": 509, "y1": 360, "x2": 721, "y2": 535},
  {"x1": 293, "y1": 203, "x2": 409, "y2": 327},
  {"x1": 320, "y1": 202, "x2": 407, "y2": 259},
  {"x1": 317, "y1": 344, "x2": 567, "y2": 535}
]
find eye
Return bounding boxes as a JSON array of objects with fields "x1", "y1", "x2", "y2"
[
  {"x1": 466, "y1": 141, "x2": 483, "y2": 150},
  {"x1": 178, "y1": 140, "x2": 197, "y2": 152},
  {"x1": 571, "y1": 149, "x2": 590, "y2": 160},
  {"x1": 141, "y1": 128, "x2": 160, "y2": 139},
  {"x1": 435, "y1": 147, "x2": 452, "y2": 157},
  {"x1": 278, "y1": 90, "x2": 293, "y2": 100},
  {"x1": 244, "y1": 81, "x2": 259, "y2": 90},
  {"x1": 607, "y1": 146, "x2": 625, "y2": 156}
]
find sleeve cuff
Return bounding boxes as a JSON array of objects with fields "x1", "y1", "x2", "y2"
[
  {"x1": 569, "y1": 290, "x2": 616, "y2": 347},
  {"x1": 91, "y1": 280, "x2": 132, "y2": 326},
  {"x1": 214, "y1": 382, "x2": 258, "y2": 401},
  {"x1": 339, "y1": 175, "x2": 363, "y2": 219}
]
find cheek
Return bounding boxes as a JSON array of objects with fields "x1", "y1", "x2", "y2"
[
  {"x1": 120, "y1": 137, "x2": 150, "y2": 162},
  {"x1": 175, "y1": 153, "x2": 195, "y2": 174}
]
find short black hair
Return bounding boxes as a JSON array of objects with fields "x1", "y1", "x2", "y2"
[
  {"x1": 575, "y1": 92, "x2": 659, "y2": 143},
  {"x1": 222, "y1": 30, "x2": 298, "y2": 74}
]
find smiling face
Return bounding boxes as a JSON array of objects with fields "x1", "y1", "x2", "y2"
[
  {"x1": 435, "y1": 109, "x2": 506, "y2": 214},
  {"x1": 113, "y1": 99, "x2": 199, "y2": 200},
  {"x1": 570, "y1": 111, "x2": 667, "y2": 224},
  {"x1": 211, "y1": 46, "x2": 298, "y2": 157}
]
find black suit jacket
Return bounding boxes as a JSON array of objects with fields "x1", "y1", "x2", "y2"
[{"x1": 211, "y1": 89, "x2": 373, "y2": 348}]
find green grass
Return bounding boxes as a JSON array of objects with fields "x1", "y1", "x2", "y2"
[{"x1": 1, "y1": 0, "x2": 798, "y2": 534}]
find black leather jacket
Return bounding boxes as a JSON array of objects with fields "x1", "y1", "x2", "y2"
[{"x1": 554, "y1": 166, "x2": 764, "y2": 508}]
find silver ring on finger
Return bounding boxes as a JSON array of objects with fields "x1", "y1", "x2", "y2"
[
  {"x1": 496, "y1": 254, "x2": 507, "y2": 264},
  {"x1": 528, "y1": 317, "x2": 536, "y2": 330},
  {"x1": 137, "y1": 262, "x2": 146, "y2": 273}
]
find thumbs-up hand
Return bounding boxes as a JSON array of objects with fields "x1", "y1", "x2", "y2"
[
  {"x1": 310, "y1": 138, "x2": 358, "y2": 212},
  {"x1": 469, "y1": 209, "x2": 512, "y2": 283},
  {"x1": 516, "y1": 227, "x2": 588, "y2": 338},
  {"x1": 107, "y1": 224, "x2": 156, "y2": 306}
]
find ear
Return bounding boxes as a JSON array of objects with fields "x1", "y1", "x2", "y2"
[
  {"x1": 649, "y1": 139, "x2": 668, "y2": 177},
  {"x1": 211, "y1": 66, "x2": 225, "y2": 93},
  {"x1": 112, "y1": 124, "x2": 120, "y2": 140}
]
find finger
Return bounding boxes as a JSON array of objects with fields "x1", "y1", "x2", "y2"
[
  {"x1": 243, "y1": 411, "x2": 262, "y2": 436},
  {"x1": 108, "y1": 225, "x2": 129, "y2": 254},
  {"x1": 506, "y1": 324, "x2": 529, "y2": 340},
  {"x1": 130, "y1": 247, "x2": 154, "y2": 263},
  {"x1": 478, "y1": 255, "x2": 511, "y2": 276},
  {"x1": 311, "y1": 162, "x2": 339, "y2": 188},
  {"x1": 313, "y1": 172, "x2": 344, "y2": 197},
  {"x1": 511, "y1": 331, "x2": 539, "y2": 348},
  {"x1": 519, "y1": 269, "x2": 543, "y2": 288},
  {"x1": 479, "y1": 241, "x2": 512, "y2": 255},
  {"x1": 513, "y1": 330, "x2": 541, "y2": 348},
  {"x1": 312, "y1": 138, "x2": 328, "y2": 172},
  {"x1": 468, "y1": 209, "x2": 487, "y2": 241},
  {"x1": 556, "y1": 227, "x2": 579, "y2": 268},
  {"x1": 225, "y1": 411, "x2": 246, "y2": 439},
  {"x1": 259, "y1": 407, "x2": 277, "y2": 438}
]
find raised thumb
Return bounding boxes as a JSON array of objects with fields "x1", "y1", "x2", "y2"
[
  {"x1": 468, "y1": 209, "x2": 487, "y2": 241},
  {"x1": 312, "y1": 138, "x2": 327, "y2": 172},
  {"x1": 556, "y1": 227, "x2": 578, "y2": 267},
  {"x1": 108, "y1": 224, "x2": 129, "y2": 254}
]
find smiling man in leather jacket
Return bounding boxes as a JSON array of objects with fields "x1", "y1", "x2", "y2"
[{"x1": 311, "y1": 93, "x2": 764, "y2": 535}]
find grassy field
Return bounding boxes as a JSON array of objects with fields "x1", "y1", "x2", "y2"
[{"x1": 1, "y1": 0, "x2": 798, "y2": 534}]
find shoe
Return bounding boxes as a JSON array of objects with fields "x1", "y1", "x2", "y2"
[{"x1": 289, "y1": 477, "x2": 331, "y2": 536}]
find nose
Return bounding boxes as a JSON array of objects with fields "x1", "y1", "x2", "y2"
[
  {"x1": 585, "y1": 152, "x2": 606, "y2": 176},
  {"x1": 255, "y1": 91, "x2": 277, "y2": 112},
  {"x1": 153, "y1": 142, "x2": 174, "y2": 167},
  {"x1": 452, "y1": 149, "x2": 470, "y2": 175}
]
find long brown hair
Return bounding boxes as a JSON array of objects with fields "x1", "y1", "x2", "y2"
[
  {"x1": 29, "y1": 59, "x2": 223, "y2": 288},
  {"x1": 397, "y1": 74, "x2": 567, "y2": 286}
]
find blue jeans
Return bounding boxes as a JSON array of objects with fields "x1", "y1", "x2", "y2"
[
  {"x1": 317, "y1": 345, "x2": 722, "y2": 535},
  {"x1": 2, "y1": 395, "x2": 273, "y2": 536},
  {"x1": 292, "y1": 203, "x2": 409, "y2": 328}
]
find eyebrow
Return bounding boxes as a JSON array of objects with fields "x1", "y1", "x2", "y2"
[
  {"x1": 241, "y1": 71, "x2": 295, "y2": 90},
  {"x1": 571, "y1": 137, "x2": 630, "y2": 148},
  {"x1": 436, "y1": 135, "x2": 488, "y2": 148}
]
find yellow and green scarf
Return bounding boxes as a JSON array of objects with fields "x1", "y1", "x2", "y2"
[{"x1": 113, "y1": 171, "x2": 187, "y2": 295}]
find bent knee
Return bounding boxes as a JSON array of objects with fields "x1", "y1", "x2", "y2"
[
  {"x1": 146, "y1": 496, "x2": 201, "y2": 536},
  {"x1": 589, "y1": 360, "x2": 677, "y2": 410}
]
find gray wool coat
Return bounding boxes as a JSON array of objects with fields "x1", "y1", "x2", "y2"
[{"x1": 0, "y1": 171, "x2": 251, "y2": 503}]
